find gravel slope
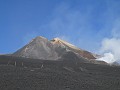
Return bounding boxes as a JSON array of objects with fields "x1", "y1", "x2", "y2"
[{"x1": 0, "y1": 55, "x2": 120, "y2": 90}]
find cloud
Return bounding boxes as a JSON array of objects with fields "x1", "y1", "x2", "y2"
[
  {"x1": 98, "y1": 19, "x2": 120, "y2": 63},
  {"x1": 96, "y1": 0, "x2": 120, "y2": 64},
  {"x1": 98, "y1": 38, "x2": 120, "y2": 63},
  {"x1": 97, "y1": 52, "x2": 115, "y2": 63}
]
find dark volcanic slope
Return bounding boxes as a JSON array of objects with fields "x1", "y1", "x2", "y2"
[{"x1": 0, "y1": 55, "x2": 120, "y2": 90}]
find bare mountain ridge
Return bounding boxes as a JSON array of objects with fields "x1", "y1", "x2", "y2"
[
  {"x1": 13, "y1": 36, "x2": 104, "y2": 64},
  {"x1": 13, "y1": 36, "x2": 59, "y2": 60},
  {"x1": 52, "y1": 38, "x2": 97, "y2": 59},
  {"x1": 13, "y1": 36, "x2": 96, "y2": 60}
]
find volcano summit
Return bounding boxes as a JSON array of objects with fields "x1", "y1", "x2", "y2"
[{"x1": 13, "y1": 36, "x2": 97, "y2": 60}]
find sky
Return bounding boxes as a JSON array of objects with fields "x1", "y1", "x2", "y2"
[{"x1": 0, "y1": 0, "x2": 120, "y2": 63}]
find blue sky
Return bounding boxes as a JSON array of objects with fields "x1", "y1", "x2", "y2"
[{"x1": 0, "y1": 0, "x2": 120, "y2": 54}]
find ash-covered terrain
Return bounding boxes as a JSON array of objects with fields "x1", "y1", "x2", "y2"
[
  {"x1": 0, "y1": 36, "x2": 120, "y2": 90},
  {"x1": 13, "y1": 36, "x2": 97, "y2": 60}
]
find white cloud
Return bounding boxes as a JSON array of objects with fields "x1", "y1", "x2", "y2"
[
  {"x1": 98, "y1": 19, "x2": 120, "y2": 63},
  {"x1": 97, "y1": 52, "x2": 115, "y2": 63},
  {"x1": 98, "y1": 38, "x2": 120, "y2": 63}
]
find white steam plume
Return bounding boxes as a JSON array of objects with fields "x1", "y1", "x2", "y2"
[
  {"x1": 99, "y1": 38, "x2": 120, "y2": 63},
  {"x1": 97, "y1": 19, "x2": 120, "y2": 64},
  {"x1": 98, "y1": 52, "x2": 115, "y2": 63}
]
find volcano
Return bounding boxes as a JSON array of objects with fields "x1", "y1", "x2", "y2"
[
  {"x1": 0, "y1": 36, "x2": 120, "y2": 90},
  {"x1": 13, "y1": 36, "x2": 97, "y2": 60}
]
